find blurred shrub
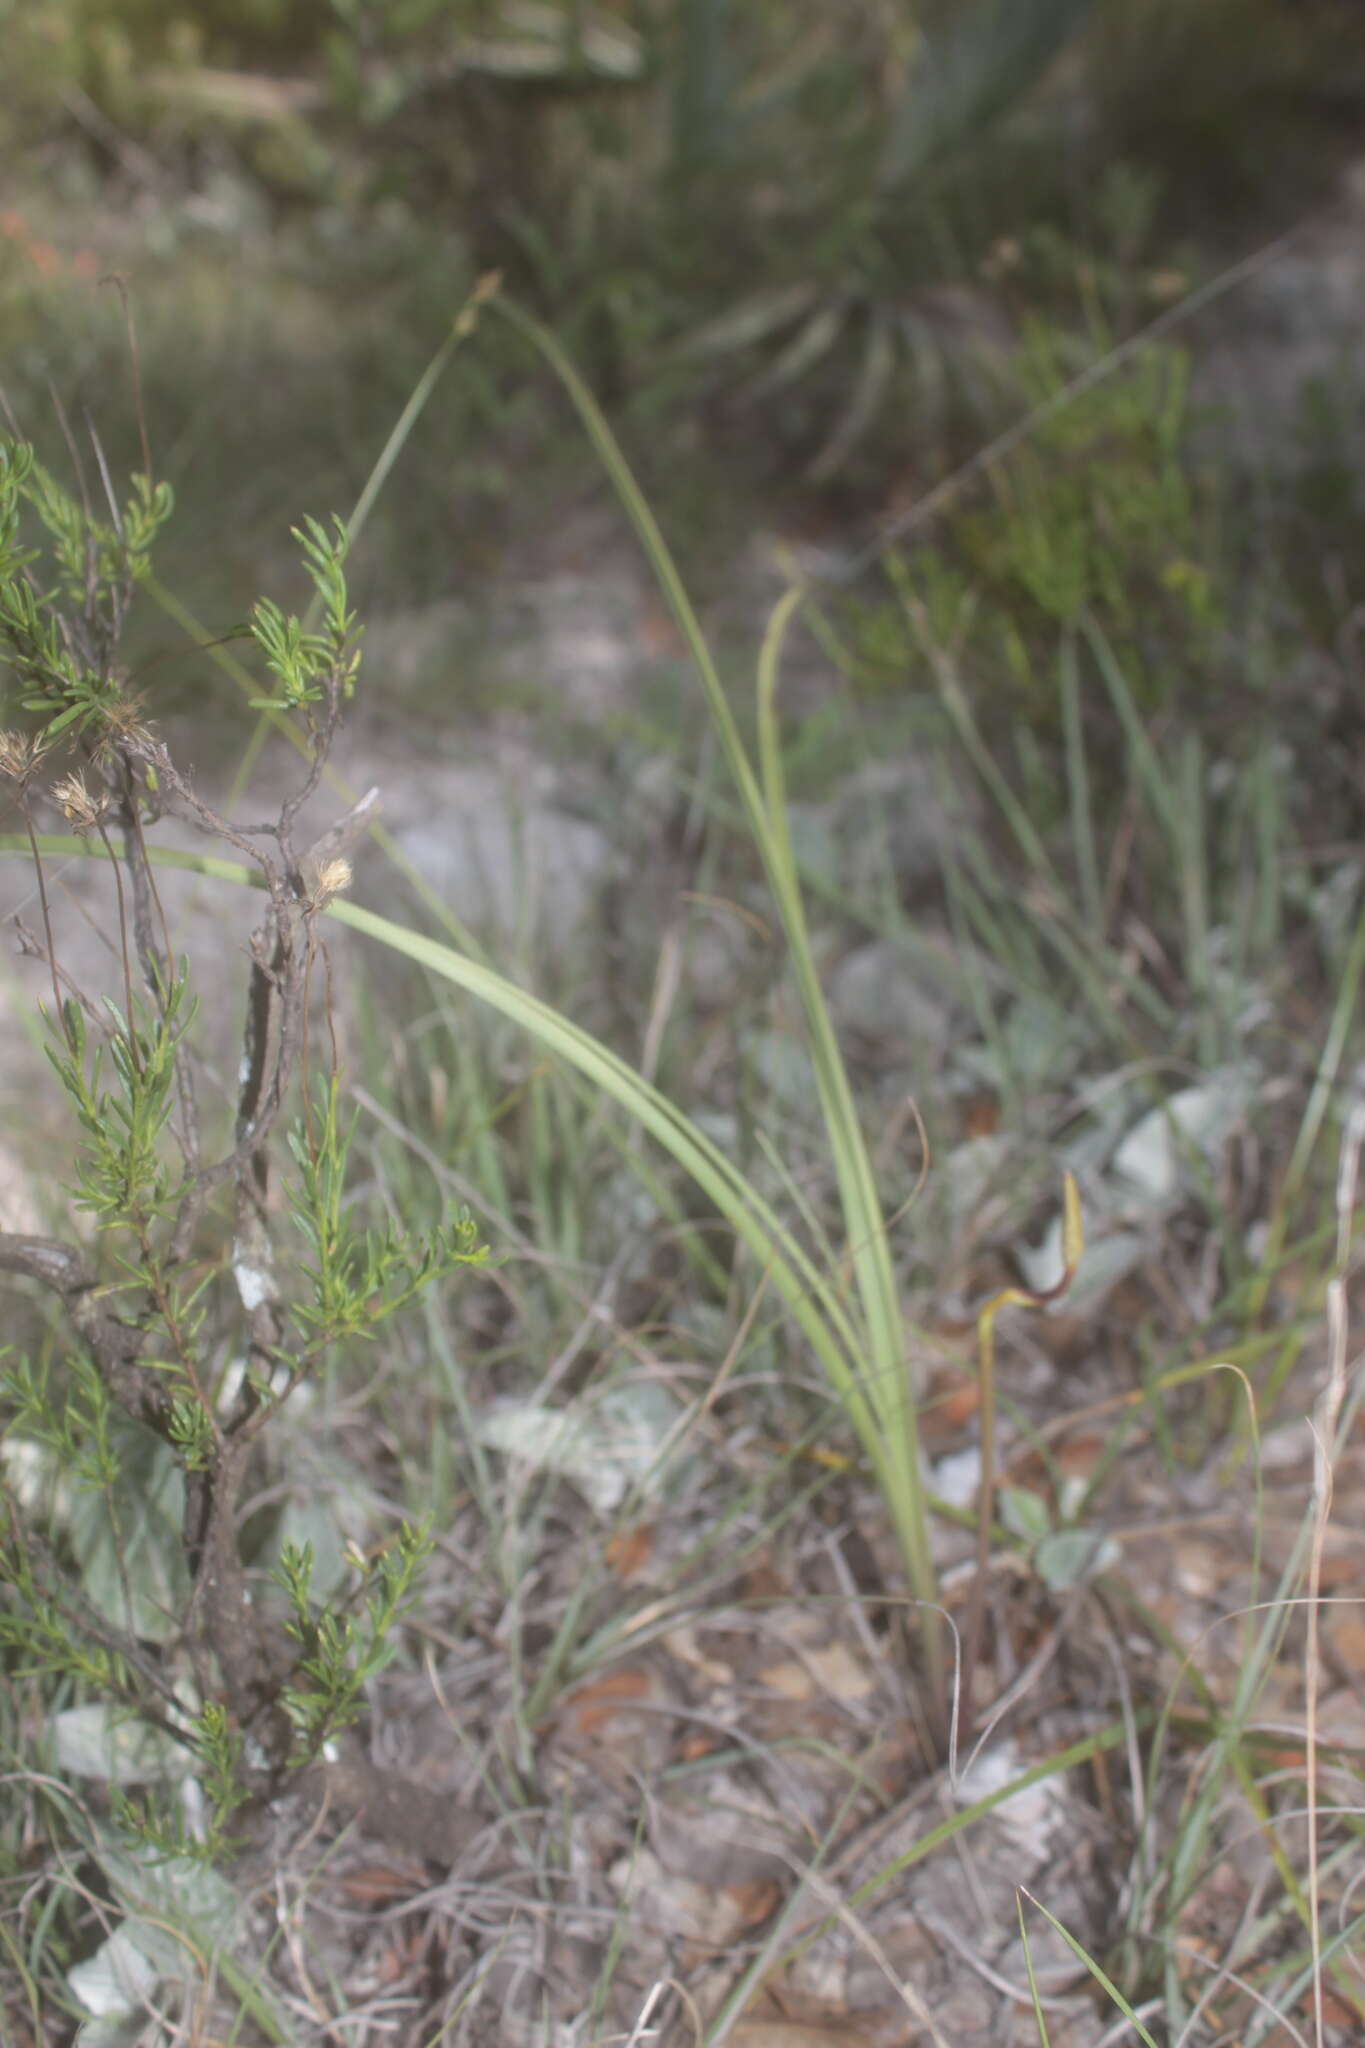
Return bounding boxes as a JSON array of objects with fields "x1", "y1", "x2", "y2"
[
  {"x1": 5, "y1": 0, "x2": 1364, "y2": 531},
  {"x1": 1090, "y1": 0, "x2": 1365, "y2": 225},
  {"x1": 839, "y1": 328, "x2": 1228, "y2": 737}
]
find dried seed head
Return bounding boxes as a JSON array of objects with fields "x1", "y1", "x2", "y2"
[
  {"x1": 310, "y1": 857, "x2": 352, "y2": 906},
  {"x1": 51, "y1": 771, "x2": 109, "y2": 833},
  {"x1": 92, "y1": 687, "x2": 152, "y2": 751},
  {"x1": 0, "y1": 729, "x2": 51, "y2": 789}
]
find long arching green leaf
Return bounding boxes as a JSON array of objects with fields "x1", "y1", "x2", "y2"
[
  {"x1": 0, "y1": 835, "x2": 872, "y2": 1474},
  {"x1": 488, "y1": 296, "x2": 940, "y2": 1689}
]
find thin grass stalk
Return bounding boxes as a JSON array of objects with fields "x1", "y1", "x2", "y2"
[
  {"x1": 0, "y1": 1920, "x2": 41, "y2": 2041},
  {"x1": 489, "y1": 297, "x2": 768, "y2": 835},
  {"x1": 1250, "y1": 886, "x2": 1365, "y2": 1319},
  {"x1": 913, "y1": 601, "x2": 1160, "y2": 1050},
  {"x1": 1250, "y1": 737, "x2": 1283, "y2": 959},
  {"x1": 940, "y1": 843, "x2": 1021, "y2": 1117},
  {"x1": 1059, "y1": 628, "x2": 1101, "y2": 937},
  {"x1": 948, "y1": 830, "x2": 1025, "y2": 970},
  {"x1": 1242, "y1": 1900, "x2": 1365, "y2": 2046},
  {"x1": 1176, "y1": 731, "x2": 1213, "y2": 1064},
  {"x1": 1080, "y1": 613, "x2": 1180, "y2": 842},
  {"x1": 1120, "y1": 1366, "x2": 1266, "y2": 1970},
  {"x1": 489, "y1": 297, "x2": 942, "y2": 1693},
  {"x1": 958, "y1": 1178, "x2": 1081, "y2": 1751},
  {"x1": 1286, "y1": 890, "x2": 1365, "y2": 1200},
  {"x1": 1016, "y1": 1895, "x2": 1053, "y2": 2047},
  {"x1": 906, "y1": 593, "x2": 1060, "y2": 883},
  {"x1": 776, "y1": 1713, "x2": 1143, "y2": 1982},
  {"x1": 1142, "y1": 1572, "x2": 1344, "y2": 2023},
  {"x1": 147, "y1": 321, "x2": 481, "y2": 812},
  {"x1": 142, "y1": 271, "x2": 505, "y2": 968},
  {"x1": 703, "y1": 1775, "x2": 870, "y2": 2048},
  {"x1": 1018, "y1": 1890, "x2": 1162, "y2": 2048},
  {"x1": 1117, "y1": 1591, "x2": 1332, "y2": 2011},
  {"x1": 1303, "y1": 1104, "x2": 1362, "y2": 2046},
  {"x1": 566, "y1": 1452, "x2": 838, "y2": 1680},
  {"x1": 755, "y1": 590, "x2": 938, "y2": 1669}
]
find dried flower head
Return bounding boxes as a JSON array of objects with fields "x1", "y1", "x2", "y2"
[
  {"x1": 51, "y1": 771, "x2": 110, "y2": 834},
  {"x1": 309, "y1": 857, "x2": 352, "y2": 908},
  {"x1": 0, "y1": 729, "x2": 52, "y2": 790},
  {"x1": 88, "y1": 683, "x2": 153, "y2": 759}
]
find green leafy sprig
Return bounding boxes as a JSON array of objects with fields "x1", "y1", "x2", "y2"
[{"x1": 271, "y1": 1523, "x2": 433, "y2": 1760}]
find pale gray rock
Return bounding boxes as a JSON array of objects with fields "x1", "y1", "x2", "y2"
[
  {"x1": 833, "y1": 752, "x2": 973, "y2": 893},
  {"x1": 362, "y1": 558, "x2": 647, "y2": 720},
  {"x1": 828, "y1": 937, "x2": 957, "y2": 1053},
  {"x1": 385, "y1": 763, "x2": 613, "y2": 944}
]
